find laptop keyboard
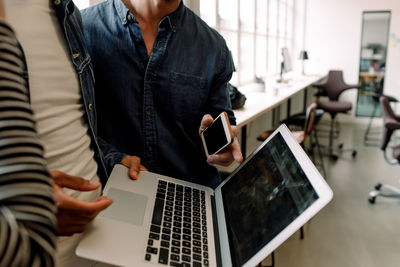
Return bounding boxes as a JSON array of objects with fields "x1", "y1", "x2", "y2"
[{"x1": 145, "y1": 180, "x2": 209, "y2": 266}]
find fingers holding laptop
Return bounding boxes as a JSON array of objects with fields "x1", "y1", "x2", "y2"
[
  {"x1": 50, "y1": 170, "x2": 113, "y2": 236},
  {"x1": 121, "y1": 155, "x2": 148, "y2": 180}
]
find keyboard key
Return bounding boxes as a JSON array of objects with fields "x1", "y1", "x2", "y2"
[
  {"x1": 165, "y1": 206, "x2": 173, "y2": 211},
  {"x1": 193, "y1": 228, "x2": 200, "y2": 234},
  {"x1": 159, "y1": 180, "x2": 167, "y2": 185},
  {"x1": 173, "y1": 227, "x2": 181, "y2": 234},
  {"x1": 173, "y1": 221, "x2": 182, "y2": 228},
  {"x1": 157, "y1": 192, "x2": 166, "y2": 199},
  {"x1": 183, "y1": 228, "x2": 191, "y2": 235},
  {"x1": 164, "y1": 216, "x2": 172, "y2": 222},
  {"x1": 193, "y1": 222, "x2": 200, "y2": 228},
  {"x1": 204, "y1": 252, "x2": 208, "y2": 259},
  {"x1": 193, "y1": 254, "x2": 202, "y2": 261},
  {"x1": 193, "y1": 261, "x2": 202, "y2": 267},
  {"x1": 182, "y1": 264, "x2": 190, "y2": 267},
  {"x1": 145, "y1": 254, "x2": 151, "y2": 261},
  {"x1": 161, "y1": 241, "x2": 170, "y2": 248},
  {"x1": 163, "y1": 228, "x2": 171, "y2": 234},
  {"x1": 163, "y1": 221, "x2": 171, "y2": 228},
  {"x1": 148, "y1": 239, "x2": 153, "y2": 246},
  {"x1": 203, "y1": 245, "x2": 208, "y2": 251},
  {"x1": 182, "y1": 255, "x2": 191, "y2": 262},
  {"x1": 193, "y1": 240, "x2": 201, "y2": 247},
  {"x1": 152, "y1": 198, "x2": 165, "y2": 226},
  {"x1": 161, "y1": 234, "x2": 170, "y2": 241},
  {"x1": 169, "y1": 262, "x2": 181, "y2": 267},
  {"x1": 183, "y1": 234, "x2": 191, "y2": 241},
  {"x1": 204, "y1": 259, "x2": 209, "y2": 266},
  {"x1": 184, "y1": 187, "x2": 191, "y2": 193},
  {"x1": 176, "y1": 185, "x2": 183, "y2": 192},
  {"x1": 147, "y1": 246, "x2": 158, "y2": 254},
  {"x1": 159, "y1": 248, "x2": 169, "y2": 265},
  {"x1": 172, "y1": 240, "x2": 180, "y2": 247},
  {"x1": 172, "y1": 233, "x2": 181, "y2": 240},
  {"x1": 166, "y1": 200, "x2": 173, "y2": 206},
  {"x1": 170, "y1": 254, "x2": 180, "y2": 261},
  {"x1": 202, "y1": 232, "x2": 207, "y2": 238},
  {"x1": 166, "y1": 196, "x2": 174, "y2": 201},
  {"x1": 151, "y1": 225, "x2": 161, "y2": 233},
  {"x1": 165, "y1": 211, "x2": 173, "y2": 217},
  {"x1": 203, "y1": 238, "x2": 208, "y2": 244},
  {"x1": 183, "y1": 222, "x2": 191, "y2": 228},
  {"x1": 182, "y1": 248, "x2": 191, "y2": 255},
  {"x1": 171, "y1": 247, "x2": 180, "y2": 254},
  {"x1": 183, "y1": 241, "x2": 191, "y2": 248},
  {"x1": 149, "y1": 233, "x2": 160, "y2": 240},
  {"x1": 174, "y1": 210, "x2": 182, "y2": 216},
  {"x1": 193, "y1": 246, "x2": 201, "y2": 254}
]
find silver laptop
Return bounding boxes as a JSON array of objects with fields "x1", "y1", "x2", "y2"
[{"x1": 76, "y1": 124, "x2": 333, "y2": 267}]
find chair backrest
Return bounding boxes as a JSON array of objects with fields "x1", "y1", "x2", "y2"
[
  {"x1": 303, "y1": 103, "x2": 318, "y2": 138},
  {"x1": 322, "y1": 70, "x2": 351, "y2": 101},
  {"x1": 380, "y1": 96, "x2": 400, "y2": 151}
]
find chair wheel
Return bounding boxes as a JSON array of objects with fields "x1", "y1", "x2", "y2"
[
  {"x1": 375, "y1": 183, "x2": 382, "y2": 190},
  {"x1": 330, "y1": 154, "x2": 338, "y2": 161},
  {"x1": 368, "y1": 196, "x2": 376, "y2": 204},
  {"x1": 352, "y1": 151, "x2": 357, "y2": 157},
  {"x1": 338, "y1": 144, "x2": 344, "y2": 149}
]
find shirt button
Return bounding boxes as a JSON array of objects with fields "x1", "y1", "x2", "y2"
[
  {"x1": 146, "y1": 111, "x2": 151, "y2": 116},
  {"x1": 148, "y1": 146, "x2": 153, "y2": 152},
  {"x1": 88, "y1": 103, "x2": 93, "y2": 110},
  {"x1": 128, "y1": 14, "x2": 133, "y2": 21},
  {"x1": 54, "y1": 0, "x2": 61, "y2": 5}
]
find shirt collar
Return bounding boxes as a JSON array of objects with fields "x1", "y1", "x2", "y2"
[
  {"x1": 115, "y1": 0, "x2": 131, "y2": 25},
  {"x1": 114, "y1": 0, "x2": 184, "y2": 31}
]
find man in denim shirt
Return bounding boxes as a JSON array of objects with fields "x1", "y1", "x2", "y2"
[{"x1": 82, "y1": 0, "x2": 243, "y2": 188}]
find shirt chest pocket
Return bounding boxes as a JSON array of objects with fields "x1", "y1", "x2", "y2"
[{"x1": 168, "y1": 71, "x2": 207, "y2": 123}]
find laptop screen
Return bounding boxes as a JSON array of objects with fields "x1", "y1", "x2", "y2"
[{"x1": 221, "y1": 132, "x2": 319, "y2": 266}]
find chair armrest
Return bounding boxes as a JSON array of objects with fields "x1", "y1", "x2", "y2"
[
  {"x1": 342, "y1": 84, "x2": 360, "y2": 90},
  {"x1": 385, "y1": 120, "x2": 400, "y2": 130}
]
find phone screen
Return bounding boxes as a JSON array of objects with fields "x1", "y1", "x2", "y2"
[{"x1": 203, "y1": 115, "x2": 230, "y2": 155}]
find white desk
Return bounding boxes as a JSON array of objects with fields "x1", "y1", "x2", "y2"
[{"x1": 234, "y1": 74, "x2": 326, "y2": 157}]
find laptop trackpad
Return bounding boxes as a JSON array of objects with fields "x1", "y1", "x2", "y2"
[{"x1": 101, "y1": 188, "x2": 148, "y2": 225}]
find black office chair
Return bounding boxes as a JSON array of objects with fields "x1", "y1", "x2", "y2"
[
  {"x1": 368, "y1": 96, "x2": 400, "y2": 204},
  {"x1": 313, "y1": 70, "x2": 359, "y2": 160}
]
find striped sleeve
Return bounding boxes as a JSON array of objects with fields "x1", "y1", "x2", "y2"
[{"x1": 0, "y1": 18, "x2": 56, "y2": 267}]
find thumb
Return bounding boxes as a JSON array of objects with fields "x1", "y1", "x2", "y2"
[
  {"x1": 199, "y1": 114, "x2": 214, "y2": 135},
  {"x1": 49, "y1": 170, "x2": 100, "y2": 191}
]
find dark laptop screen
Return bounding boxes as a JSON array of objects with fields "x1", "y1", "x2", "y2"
[{"x1": 221, "y1": 132, "x2": 319, "y2": 266}]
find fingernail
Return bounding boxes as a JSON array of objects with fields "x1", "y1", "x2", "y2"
[{"x1": 90, "y1": 180, "x2": 100, "y2": 186}]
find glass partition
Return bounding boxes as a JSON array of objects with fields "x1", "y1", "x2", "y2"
[{"x1": 356, "y1": 11, "x2": 391, "y2": 117}]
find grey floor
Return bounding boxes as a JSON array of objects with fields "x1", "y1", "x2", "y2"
[{"x1": 260, "y1": 119, "x2": 400, "y2": 267}]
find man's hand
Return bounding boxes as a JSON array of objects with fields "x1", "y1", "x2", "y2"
[
  {"x1": 50, "y1": 170, "x2": 113, "y2": 236},
  {"x1": 121, "y1": 155, "x2": 148, "y2": 180},
  {"x1": 199, "y1": 114, "x2": 243, "y2": 166}
]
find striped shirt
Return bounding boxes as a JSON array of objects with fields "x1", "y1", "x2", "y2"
[{"x1": 0, "y1": 18, "x2": 56, "y2": 267}]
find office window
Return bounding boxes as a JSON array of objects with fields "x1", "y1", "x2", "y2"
[{"x1": 200, "y1": 0, "x2": 302, "y2": 86}]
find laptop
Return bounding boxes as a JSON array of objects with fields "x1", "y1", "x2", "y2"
[{"x1": 76, "y1": 124, "x2": 333, "y2": 267}]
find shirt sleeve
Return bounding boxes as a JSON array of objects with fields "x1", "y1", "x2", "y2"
[
  {"x1": 0, "y1": 19, "x2": 56, "y2": 267},
  {"x1": 206, "y1": 42, "x2": 236, "y2": 125}
]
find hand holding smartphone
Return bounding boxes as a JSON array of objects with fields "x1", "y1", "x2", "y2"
[{"x1": 200, "y1": 112, "x2": 234, "y2": 157}]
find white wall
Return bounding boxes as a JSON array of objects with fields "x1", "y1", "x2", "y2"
[{"x1": 306, "y1": 0, "x2": 400, "y2": 119}]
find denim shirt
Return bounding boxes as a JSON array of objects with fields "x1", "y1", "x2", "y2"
[
  {"x1": 82, "y1": 0, "x2": 235, "y2": 188},
  {"x1": 47, "y1": 0, "x2": 108, "y2": 185}
]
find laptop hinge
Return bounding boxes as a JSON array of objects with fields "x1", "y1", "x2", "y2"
[{"x1": 211, "y1": 195, "x2": 222, "y2": 267}]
